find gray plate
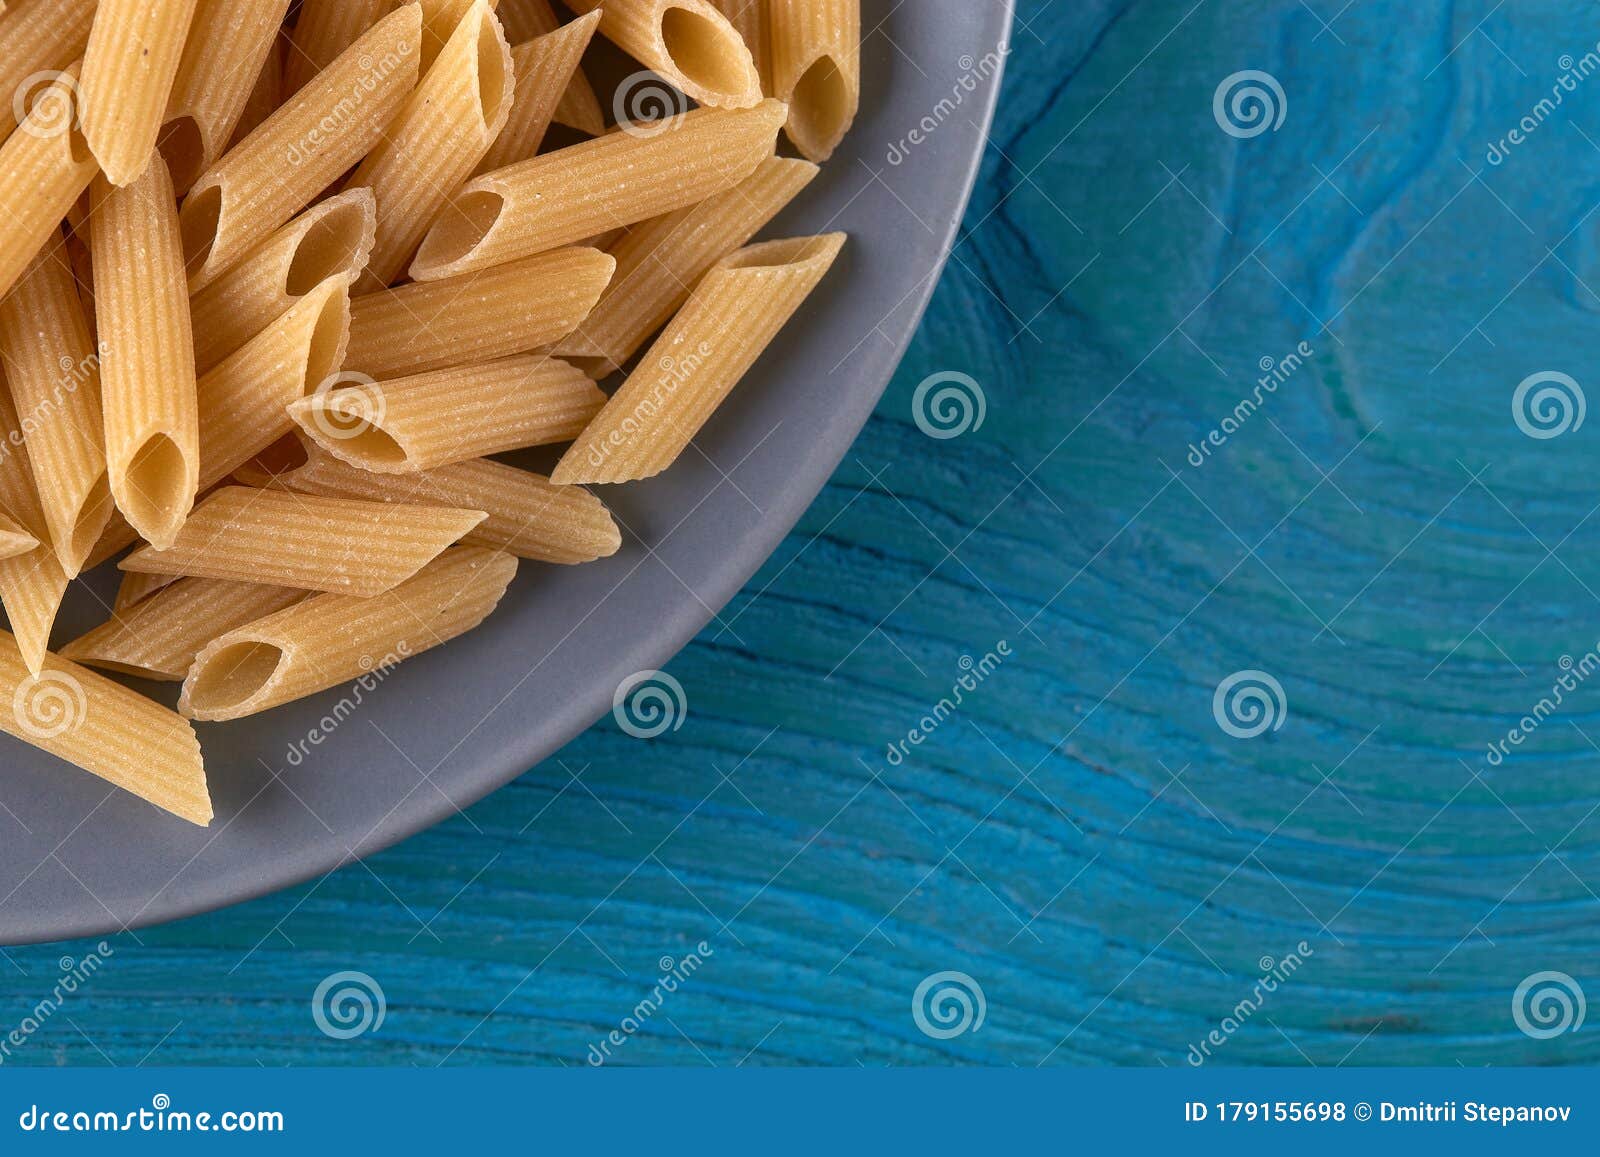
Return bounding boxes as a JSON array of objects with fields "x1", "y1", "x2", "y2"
[{"x1": 0, "y1": 1, "x2": 1015, "y2": 946}]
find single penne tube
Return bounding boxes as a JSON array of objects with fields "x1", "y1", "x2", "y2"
[
  {"x1": 0, "y1": 515, "x2": 37, "y2": 558},
  {"x1": 242, "y1": 437, "x2": 621, "y2": 564},
  {"x1": 494, "y1": 0, "x2": 605, "y2": 136},
  {"x1": 0, "y1": 66, "x2": 99, "y2": 300},
  {"x1": 158, "y1": 0, "x2": 294, "y2": 193},
  {"x1": 409, "y1": 100, "x2": 786, "y2": 281},
  {"x1": 0, "y1": 630, "x2": 211, "y2": 825},
  {"x1": 554, "y1": 233, "x2": 844, "y2": 485},
  {"x1": 283, "y1": 0, "x2": 391, "y2": 96},
  {"x1": 344, "y1": 246, "x2": 614, "y2": 377},
  {"x1": 62, "y1": 577, "x2": 304, "y2": 681},
  {"x1": 120, "y1": 486, "x2": 487, "y2": 597},
  {"x1": 229, "y1": 28, "x2": 285, "y2": 148},
  {"x1": 179, "y1": 545, "x2": 516, "y2": 721},
  {"x1": 197, "y1": 275, "x2": 351, "y2": 490},
  {"x1": 710, "y1": 0, "x2": 770, "y2": 93},
  {"x1": 189, "y1": 187, "x2": 374, "y2": 373},
  {"x1": 289, "y1": 354, "x2": 605, "y2": 473},
  {"x1": 417, "y1": 0, "x2": 502, "y2": 71},
  {"x1": 114, "y1": 569, "x2": 179, "y2": 611},
  {"x1": 0, "y1": 380, "x2": 73, "y2": 675},
  {"x1": 0, "y1": 0, "x2": 97, "y2": 140},
  {"x1": 180, "y1": 3, "x2": 422, "y2": 288},
  {"x1": 768, "y1": 0, "x2": 859, "y2": 161},
  {"x1": 78, "y1": 0, "x2": 203, "y2": 185},
  {"x1": 564, "y1": 0, "x2": 760, "y2": 109},
  {"x1": 0, "y1": 239, "x2": 111, "y2": 576},
  {"x1": 474, "y1": 11, "x2": 599, "y2": 176},
  {"x1": 348, "y1": 0, "x2": 514, "y2": 290},
  {"x1": 557, "y1": 155, "x2": 817, "y2": 371},
  {"x1": 91, "y1": 156, "x2": 200, "y2": 550}
]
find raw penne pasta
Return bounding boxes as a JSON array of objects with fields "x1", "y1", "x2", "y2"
[
  {"x1": 0, "y1": 517, "x2": 37, "y2": 558},
  {"x1": 242, "y1": 437, "x2": 621, "y2": 564},
  {"x1": 710, "y1": 0, "x2": 770, "y2": 93},
  {"x1": 197, "y1": 275, "x2": 351, "y2": 490},
  {"x1": 494, "y1": 0, "x2": 605, "y2": 137},
  {"x1": 91, "y1": 156, "x2": 200, "y2": 550},
  {"x1": 557, "y1": 155, "x2": 817, "y2": 371},
  {"x1": 189, "y1": 187, "x2": 374, "y2": 373},
  {"x1": 114, "y1": 568, "x2": 179, "y2": 611},
  {"x1": 769, "y1": 0, "x2": 859, "y2": 161},
  {"x1": 410, "y1": 100, "x2": 786, "y2": 281},
  {"x1": 63, "y1": 577, "x2": 304, "y2": 681},
  {"x1": 289, "y1": 354, "x2": 605, "y2": 473},
  {"x1": 283, "y1": 0, "x2": 390, "y2": 96},
  {"x1": 0, "y1": 631, "x2": 211, "y2": 824},
  {"x1": 417, "y1": 0, "x2": 501, "y2": 71},
  {"x1": 564, "y1": 0, "x2": 760, "y2": 109},
  {"x1": 348, "y1": 0, "x2": 514, "y2": 290},
  {"x1": 179, "y1": 546, "x2": 516, "y2": 721},
  {"x1": 475, "y1": 11, "x2": 599, "y2": 175},
  {"x1": 344, "y1": 246, "x2": 614, "y2": 377},
  {"x1": 0, "y1": 0, "x2": 97, "y2": 140},
  {"x1": 554, "y1": 233, "x2": 844, "y2": 484},
  {"x1": 229, "y1": 29, "x2": 286, "y2": 148},
  {"x1": 180, "y1": 3, "x2": 422, "y2": 288},
  {"x1": 0, "y1": 239, "x2": 111, "y2": 576},
  {"x1": 79, "y1": 0, "x2": 203, "y2": 186},
  {"x1": 158, "y1": 0, "x2": 294, "y2": 193},
  {"x1": 121, "y1": 486, "x2": 487, "y2": 597},
  {"x1": 0, "y1": 382, "x2": 72, "y2": 676},
  {"x1": 64, "y1": 227, "x2": 95, "y2": 342},
  {"x1": 0, "y1": 67, "x2": 99, "y2": 301}
]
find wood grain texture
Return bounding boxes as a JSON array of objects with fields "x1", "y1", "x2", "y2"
[{"x1": 4, "y1": 0, "x2": 1596, "y2": 1068}]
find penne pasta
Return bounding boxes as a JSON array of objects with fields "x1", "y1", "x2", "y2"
[
  {"x1": 189, "y1": 187, "x2": 374, "y2": 373},
  {"x1": 91, "y1": 156, "x2": 200, "y2": 550},
  {"x1": 344, "y1": 246, "x2": 614, "y2": 377},
  {"x1": 557, "y1": 155, "x2": 818, "y2": 372},
  {"x1": 564, "y1": 0, "x2": 760, "y2": 109},
  {"x1": 0, "y1": 630, "x2": 211, "y2": 825},
  {"x1": 158, "y1": 0, "x2": 294, "y2": 194},
  {"x1": 114, "y1": 569, "x2": 179, "y2": 611},
  {"x1": 554, "y1": 233, "x2": 844, "y2": 485},
  {"x1": 180, "y1": 3, "x2": 422, "y2": 289},
  {"x1": 283, "y1": 0, "x2": 391, "y2": 97},
  {"x1": 0, "y1": 238, "x2": 111, "y2": 577},
  {"x1": 242, "y1": 437, "x2": 621, "y2": 564},
  {"x1": 0, "y1": 0, "x2": 97, "y2": 141},
  {"x1": 475, "y1": 11, "x2": 599, "y2": 176},
  {"x1": 710, "y1": 0, "x2": 770, "y2": 94},
  {"x1": 79, "y1": 0, "x2": 203, "y2": 186},
  {"x1": 229, "y1": 28, "x2": 286, "y2": 149},
  {"x1": 409, "y1": 100, "x2": 786, "y2": 281},
  {"x1": 289, "y1": 354, "x2": 605, "y2": 473},
  {"x1": 180, "y1": 545, "x2": 517, "y2": 721},
  {"x1": 0, "y1": 66, "x2": 99, "y2": 301},
  {"x1": 768, "y1": 0, "x2": 859, "y2": 161},
  {"x1": 121, "y1": 486, "x2": 487, "y2": 597},
  {"x1": 417, "y1": 0, "x2": 502, "y2": 71},
  {"x1": 0, "y1": 380, "x2": 73, "y2": 676},
  {"x1": 63, "y1": 577, "x2": 305, "y2": 681},
  {"x1": 0, "y1": 516, "x2": 37, "y2": 559},
  {"x1": 494, "y1": 0, "x2": 605, "y2": 137},
  {"x1": 348, "y1": 0, "x2": 514, "y2": 290}
]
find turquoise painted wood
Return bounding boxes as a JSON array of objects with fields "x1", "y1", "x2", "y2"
[{"x1": 5, "y1": 0, "x2": 1600, "y2": 1066}]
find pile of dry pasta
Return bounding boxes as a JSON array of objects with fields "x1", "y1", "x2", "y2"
[{"x1": 0, "y1": 0, "x2": 858, "y2": 826}]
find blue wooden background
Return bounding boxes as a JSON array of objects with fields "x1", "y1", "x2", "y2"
[{"x1": 6, "y1": 0, "x2": 1600, "y2": 1066}]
